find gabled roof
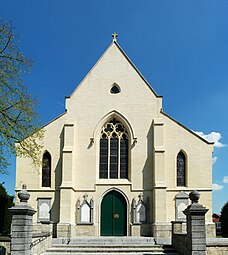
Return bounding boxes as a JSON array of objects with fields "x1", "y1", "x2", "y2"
[
  {"x1": 69, "y1": 41, "x2": 162, "y2": 98},
  {"x1": 161, "y1": 110, "x2": 214, "y2": 145},
  {"x1": 41, "y1": 111, "x2": 66, "y2": 129},
  {"x1": 113, "y1": 41, "x2": 161, "y2": 98}
]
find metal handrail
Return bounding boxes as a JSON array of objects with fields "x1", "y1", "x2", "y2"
[{"x1": 30, "y1": 232, "x2": 51, "y2": 248}]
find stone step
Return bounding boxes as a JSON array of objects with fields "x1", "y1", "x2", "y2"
[
  {"x1": 52, "y1": 237, "x2": 156, "y2": 246},
  {"x1": 42, "y1": 253, "x2": 178, "y2": 255},
  {"x1": 41, "y1": 237, "x2": 179, "y2": 255},
  {"x1": 51, "y1": 246, "x2": 165, "y2": 250},
  {"x1": 49, "y1": 245, "x2": 177, "y2": 251},
  {"x1": 41, "y1": 249, "x2": 178, "y2": 254}
]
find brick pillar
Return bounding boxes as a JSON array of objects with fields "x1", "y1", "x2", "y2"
[
  {"x1": 183, "y1": 190, "x2": 208, "y2": 255},
  {"x1": 9, "y1": 185, "x2": 36, "y2": 255}
]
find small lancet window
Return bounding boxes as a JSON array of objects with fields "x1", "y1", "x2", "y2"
[
  {"x1": 177, "y1": 151, "x2": 186, "y2": 187},
  {"x1": 110, "y1": 84, "x2": 120, "y2": 94},
  {"x1": 42, "y1": 151, "x2": 51, "y2": 187}
]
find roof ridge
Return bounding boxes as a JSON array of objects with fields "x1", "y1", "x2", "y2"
[
  {"x1": 68, "y1": 40, "x2": 162, "y2": 98},
  {"x1": 161, "y1": 110, "x2": 214, "y2": 145}
]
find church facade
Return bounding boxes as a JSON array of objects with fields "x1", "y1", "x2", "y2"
[{"x1": 16, "y1": 39, "x2": 214, "y2": 242}]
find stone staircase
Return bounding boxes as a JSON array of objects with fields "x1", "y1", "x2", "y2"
[{"x1": 41, "y1": 236, "x2": 179, "y2": 255}]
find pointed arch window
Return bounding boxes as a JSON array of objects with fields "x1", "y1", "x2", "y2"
[
  {"x1": 177, "y1": 151, "x2": 186, "y2": 187},
  {"x1": 42, "y1": 152, "x2": 51, "y2": 187},
  {"x1": 99, "y1": 118, "x2": 128, "y2": 179}
]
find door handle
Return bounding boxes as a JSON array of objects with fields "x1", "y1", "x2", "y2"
[{"x1": 114, "y1": 213, "x2": 119, "y2": 218}]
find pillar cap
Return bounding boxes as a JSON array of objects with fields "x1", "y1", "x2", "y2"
[
  {"x1": 18, "y1": 184, "x2": 30, "y2": 203},
  {"x1": 189, "y1": 190, "x2": 200, "y2": 204},
  {"x1": 184, "y1": 190, "x2": 209, "y2": 215}
]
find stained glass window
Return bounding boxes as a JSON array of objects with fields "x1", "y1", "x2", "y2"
[
  {"x1": 177, "y1": 151, "x2": 186, "y2": 187},
  {"x1": 99, "y1": 136, "x2": 108, "y2": 178},
  {"x1": 99, "y1": 118, "x2": 128, "y2": 179},
  {"x1": 42, "y1": 152, "x2": 51, "y2": 187},
  {"x1": 110, "y1": 137, "x2": 118, "y2": 178},
  {"x1": 120, "y1": 138, "x2": 128, "y2": 179}
]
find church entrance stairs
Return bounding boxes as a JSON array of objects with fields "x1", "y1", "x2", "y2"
[{"x1": 41, "y1": 236, "x2": 179, "y2": 255}]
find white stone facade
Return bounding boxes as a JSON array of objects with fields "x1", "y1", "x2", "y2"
[{"x1": 16, "y1": 41, "x2": 214, "y2": 241}]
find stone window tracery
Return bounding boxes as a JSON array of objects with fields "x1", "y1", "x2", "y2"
[
  {"x1": 99, "y1": 118, "x2": 128, "y2": 179},
  {"x1": 177, "y1": 151, "x2": 186, "y2": 187}
]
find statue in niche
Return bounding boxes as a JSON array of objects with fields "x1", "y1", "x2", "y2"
[{"x1": 132, "y1": 193, "x2": 147, "y2": 224}]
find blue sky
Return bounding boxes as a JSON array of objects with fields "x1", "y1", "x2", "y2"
[{"x1": 1, "y1": 1, "x2": 228, "y2": 213}]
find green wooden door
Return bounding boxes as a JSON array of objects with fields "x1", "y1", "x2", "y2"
[{"x1": 101, "y1": 191, "x2": 127, "y2": 236}]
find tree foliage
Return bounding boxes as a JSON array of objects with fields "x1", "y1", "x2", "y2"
[
  {"x1": 0, "y1": 19, "x2": 43, "y2": 173},
  {"x1": 221, "y1": 201, "x2": 228, "y2": 237},
  {"x1": 0, "y1": 183, "x2": 14, "y2": 234}
]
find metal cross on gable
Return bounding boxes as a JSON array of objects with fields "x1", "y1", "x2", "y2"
[{"x1": 112, "y1": 32, "x2": 118, "y2": 42}]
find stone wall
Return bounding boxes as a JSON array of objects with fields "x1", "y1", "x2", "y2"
[
  {"x1": 130, "y1": 224, "x2": 151, "y2": 236},
  {"x1": 33, "y1": 223, "x2": 53, "y2": 235},
  {"x1": 56, "y1": 223, "x2": 96, "y2": 237},
  {"x1": 172, "y1": 233, "x2": 188, "y2": 255},
  {"x1": 206, "y1": 222, "x2": 216, "y2": 238},
  {"x1": 31, "y1": 233, "x2": 52, "y2": 255},
  {"x1": 31, "y1": 224, "x2": 53, "y2": 255},
  {"x1": 206, "y1": 238, "x2": 228, "y2": 255},
  {"x1": 152, "y1": 222, "x2": 172, "y2": 244},
  {"x1": 172, "y1": 222, "x2": 228, "y2": 255}
]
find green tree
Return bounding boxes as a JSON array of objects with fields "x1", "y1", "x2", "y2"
[
  {"x1": 0, "y1": 19, "x2": 43, "y2": 173},
  {"x1": 0, "y1": 183, "x2": 14, "y2": 234},
  {"x1": 221, "y1": 201, "x2": 228, "y2": 237}
]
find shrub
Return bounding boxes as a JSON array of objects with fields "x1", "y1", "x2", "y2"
[
  {"x1": 0, "y1": 184, "x2": 14, "y2": 234},
  {"x1": 221, "y1": 201, "x2": 228, "y2": 238}
]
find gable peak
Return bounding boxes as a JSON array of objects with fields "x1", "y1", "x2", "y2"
[{"x1": 69, "y1": 38, "x2": 161, "y2": 98}]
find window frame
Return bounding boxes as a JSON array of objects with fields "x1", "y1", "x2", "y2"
[
  {"x1": 176, "y1": 151, "x2": 187, "y2": 187},
  {"x1": 110, "y1": 83, "x2": 121, "y2": 94},
  {"x1": 99, "y1": 118, "x2": 129, "y2": 179}
]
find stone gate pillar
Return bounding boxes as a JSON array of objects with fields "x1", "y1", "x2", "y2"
[
  {"x1": 183, "y1": 190, "x2": 208, "y2": 255},
  {"x1": 9, "y1": 185, "x2": 36, "y2": 255}
]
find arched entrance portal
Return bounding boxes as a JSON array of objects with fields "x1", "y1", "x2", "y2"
[{"x1": 101, "y1": 190, "x2": 127, "y2": 236}]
